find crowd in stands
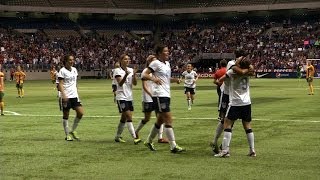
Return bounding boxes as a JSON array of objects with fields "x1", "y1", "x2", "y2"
[{"x1": 0, "y1": 19, "x2": 319, "y2": 73}]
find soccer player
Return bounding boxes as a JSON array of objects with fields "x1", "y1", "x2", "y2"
[
  {"x1": 50, "y1": 66, "x2": 58, "y2": 90},
  {"x1": 113, "y1": 54, "x2": 141, "y2": 144},
  {"x1": 135, "y1": 55, "x2": 168, "y2": 143},
  {"x1": 215, "y1": 57, "x2": 256, "y2": 158},
  {"x1": 306, "y1": 61, "x2": 315, "y2": 95},
  {"x1": 180, "y1": 63, "x2": 198, "y2": 110},
  {"x1": 110, "y1": 62, "x2": 120, "y2": 103},
  {"x1": 213, "y1": 60, "x2": 227, "y2": 108},
  {"x1": 211, "y1": 50, "x2": 253, "y2": 154},
  {"x1": 58, "y1": 55, "x2": 84, "y2": 141},
  {"x1": 14, "y1": 65, "x2": 26, "y2": 98},
  {"x1": 143, "y1": 44, "x2": 186, "y2": 153},
  {"x1": 0, "y1": 64, "x2": 5, "y2": 115}
]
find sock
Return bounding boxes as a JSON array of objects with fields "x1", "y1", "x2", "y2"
[
  {"x1": 222, "y1": 129, "x2": 232, "y2": 153},
  {"x1": 113, "y1": 95, "x2": 116, "y2": 103},
  {"x1": 246, "y1": 129, "x2": 255, "y2": 151},
  {"x1": 147, "y1": 124, "x2": 160, "y2": 143},
  {"x1": 116, "y1": 122, "x2": 126, "y2": 138},
  {"x1": 71, "y1": 117, "x2": 81, "y2": 132},
  {"x1": 158, "y1": 124, "x2": 164, "y2": 139},
  {"x1": 18, "y1": 90, "x2": 20, "y2": 97},
  {"x1": 212, "y1": 121, "x2": 224, "y2": 145},
  {"x1": 126, "y1": 121, "x2": 137, "y2": 139},
  {"x1": 165, "y1": 126, "x2": 177, "y2": 149},
  {"x1": 187, "y1": 99, "x2": 191, "y2": 107},
  {"x1": 21, "y1": 89, "x2": 24, "y2": 97},
  {"x1": 135, "y1": 120, "x2": 146, "y2": 134},
  {"x1": 62, "y1": 119, "x2": 69, "y2": 136}
]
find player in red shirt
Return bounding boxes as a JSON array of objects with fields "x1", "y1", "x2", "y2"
[{"x1": 213, "y1": 59, "x2": 227, "y2": 108}]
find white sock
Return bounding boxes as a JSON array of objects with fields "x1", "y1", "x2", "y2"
[
  {"x1": 72, "y1": 117, "x2": 81, "y2": 132},
  {"x1": 212, "y1": 122, "x2": 224, "y2": 145},
  {"x1": 222, "y1": 130, "x2": 232, "y2": 153},
  {"x1": 246, "y1": 132, "x2": 255, "y2": 151},
  {"x1": 165, "y1": 127, "x2": 177, "y2": 149},
  {"x1": 127, "y1": 122, "x2": 137, "y2": 139},
  {"x1": 147, "y1": 124, "x2": 159, "y2": 143},
  {"x1": 158, "y1": 124, "x2": 164, "y2": 139},
  {"x1": 135, "y1": 120, "x2": 146, "y2": 134},
  {"x1": 116, "y1": 122, "x2": 126, "y2": 138},
  {"x1": 187, "y1": 99, "x2": 191, "y2": 107},
  {"x1": 62, "y1": 119, "x2": 69, "y2": 136}
]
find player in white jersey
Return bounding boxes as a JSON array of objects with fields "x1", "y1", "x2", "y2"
[
  {"x1": 215, "y1": 57, "x2": 256, "y2": 158},
  {"x1": 211, "y1": 50, "x2": 251, "y2": 154},
  {"x1": 142, "y1": 44, "x2": 186, "y2": 153},
  {"x1": 135, "y1": 55, "x2": 168, "y2": 143},
  {"x1": 110, "y1": 62, "x2": 120, "y2": 103},
  {"x1": 113, "y1": 54, "x2": 141, "y2": 144},
  {"x1": 180, "y1": 64, "x2": 198, "y2": 110},
  {"x1": 58, "y1": 55, "x2": 84, "y2": 141}
]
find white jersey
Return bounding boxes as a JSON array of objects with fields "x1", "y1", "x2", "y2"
[
  {"x1": 58, "y1": 67, "x2": 79, "y2": 98},
  {"x1": 141, "y1": 68, "x2": 153, "y2": 102},
  {"x1": 222, "y1": 60, "x2": 236, "y2": 95},
  {"x1": 149, "y1": 59, "x2": 171, "y2": 98},
  {"x1": 111, "y1": 69, "x2": 116, "y2": 85},
  {"x1": 182, "y1": 70, "x2": 198, "y2": 88},
  {"x1": 114, "y1": 67, "x2": 134, "y2": 101},
  {"x1": 226, "y1": 69, "x2": 251, "y2": 106}
]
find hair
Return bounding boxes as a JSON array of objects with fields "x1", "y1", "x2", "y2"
[
  {"x1": 118, "y1": 54, "x2": 128, "y2": 66},
  {"x1": 146, "y1": 55, "x2": 156, "y2": 67},
  {"x1": 63, "y1": 55, "x2": 72, "y2": 66},
  {"x1": 235, "y1": 49, "x2": 247, "y2": 58},
  {"x1": 239, "y1": 58, "x2": 251, "y2": 69},
  {"x1": 155, "y1": 44, "x2": 167, "y2": 56},
  {"x1": 220, "y1": 59, "x2": 227, "y2": 67}
]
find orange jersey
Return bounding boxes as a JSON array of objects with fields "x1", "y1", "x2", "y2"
[
  {"x1": 50, "y1": 70, "x2": 57, "y2": 81},
  {"x1": 0, "y1": 72, "x2": 4, "y2": 91},
  {"x1": 306, "y1": 65, "x2": 315, "y2": 78},
  {"x1": 14, "y1": 71, "x2": 26, "y2": 84}
]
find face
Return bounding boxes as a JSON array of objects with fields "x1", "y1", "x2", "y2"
[
  {"x1": 159, "y1": 47, "x2": 169, "y2": 61},
  {"x1": 121, "y1": 55, "x2": 130, "y2": 67},
  {"x1": 17, "y1": 66, "x2": 21, "y2": 71},
  {"x1": 307, "y1": 61, "x2": 311, "y2": 66},
  {"x1": 187, "y1": 64, "x2": 192, "y2": 71},
  {"x1": 66, "y1": 56, "x2": 75, "y2": 67}
]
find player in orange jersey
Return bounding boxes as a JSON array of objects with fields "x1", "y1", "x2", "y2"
[
  {"x1": 306, "y1": 61, "x2": 315, "y2": 95},
  {"x1": 0, "y1": 64, "x2": 5, "y2": 115},
  {"x1": 14, "y1": 65, "x2": 26, "y2": 98}
]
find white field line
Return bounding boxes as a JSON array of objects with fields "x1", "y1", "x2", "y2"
[{"x1": 3, "y1": 112, "x2": 319, "y2": 123}]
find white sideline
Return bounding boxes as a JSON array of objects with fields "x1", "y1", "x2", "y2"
[{"x1": 2, "y1": 112, "x2": 319, "y2": 123}]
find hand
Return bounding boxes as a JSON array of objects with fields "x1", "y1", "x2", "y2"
[
  {"x1": 62, "y1": 97, "x2": 68, "y2": 108},
  {"x1": 133, "y1": 66, "x2": 138, "y2": 74},
  {"x1": 177, "y1": 79, "x2": 181, "y2": 84},
  {"x1": 152, "y1": 77, "x2": 162, "y2": 85}
]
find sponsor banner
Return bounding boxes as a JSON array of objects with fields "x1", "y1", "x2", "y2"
[
  {"x1": 255, "y1": 72, "x2": 319, "y2": 78},
  {"x1": 256, "y1": 69, "x2": 295, "y2": 73},
  {"x1": 197, "y1": 73, "x2": 215, "y2": 78}
]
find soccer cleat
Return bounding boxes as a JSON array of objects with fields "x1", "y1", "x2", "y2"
[
  {"x1": 65, "y1": 135, "x2": 73, "y2": 141},
  {"x1": 211, "y1": 144, "x2": 220, "y2": 154},
  {"x1": 133, "y1": 138, "x2": 142, "y2": 145},
  {"x1": 170, "y1": 145, "x2": 186, "y2": 153},
  {"x1": 158, "y1": 138, "x2": 169, "y2": 143},
  {"x1": 69, "y1": 131, "x2": 80, "y2": 140},
  {"x1": 144, "y1": 142, "x2": 156, "y2": 151},
  {"x1": 188, "y1": 106, "x2": 191, "y2": 110},
  {"x1": 248, "y1": 151, "x2": 256, "y2": 157},
  {"x1": 115, "y1": 137, "x2": 126, "y2": 143},
  {"x1": 214, "y1": 151, "x2": 230, "y2": 158},
  {"x1": 1, "y1": 113, "x2": 4, "y2": 116}
]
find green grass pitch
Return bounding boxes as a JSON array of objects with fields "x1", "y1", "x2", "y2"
[{"x1": 1, "y1": 78, "x2": 319, "y2": 179}]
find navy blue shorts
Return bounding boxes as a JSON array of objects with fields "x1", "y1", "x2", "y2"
[
  {"x1": 117, "y1": 100, "x2": 134, "y2": 113},
  {"x1": 142, "y1": 101, "x2": 155, "y2": 113},
  {"x1": 62, "y1": 97, "x2": 82, "y2": 111},
  {"x1": 226, "y1": 105, "x2": 252, "y2": 122},
  {"x1": 152, "y1": 97, "x2": 170, "y2": 113}
]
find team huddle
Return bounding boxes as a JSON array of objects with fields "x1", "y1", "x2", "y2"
[{"x1": 56, "y1": 45, "x2": 256, "y2": 157}]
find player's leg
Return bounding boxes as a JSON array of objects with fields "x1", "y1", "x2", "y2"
[
  {"x1": 241, "y1": 105, "x2": 255, "y2": 157},
  {"x1": 115, "y1": 100, "x2": 126, "y2": 143},
  {"x1": 135, "y1": 102, "x2": 152, "y2": 138},
  {"x1": 70, "y1": 100, "x2": 84, "y2": 140},
  {"x1": 0, "y1": 92, "x2": 4, "y2": 115},
  {"x1": 62, "y1": 108, "x2": 72, "y2": 141},
  {"x1": 308, "y1": 79, "x2": 314, "y2": 95},
  {"x1": 20, "y1": 84, "x2": 24, "y2": 98},
  {"x1": 190, "y1": 88, "x2": 195, "y2": 104},
  {"x1": 16, "y1": 84, "x2": 20, "y2": 97},
  {"x1": 185, "y1": 88, "x2": 191, "y2": 110}
]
